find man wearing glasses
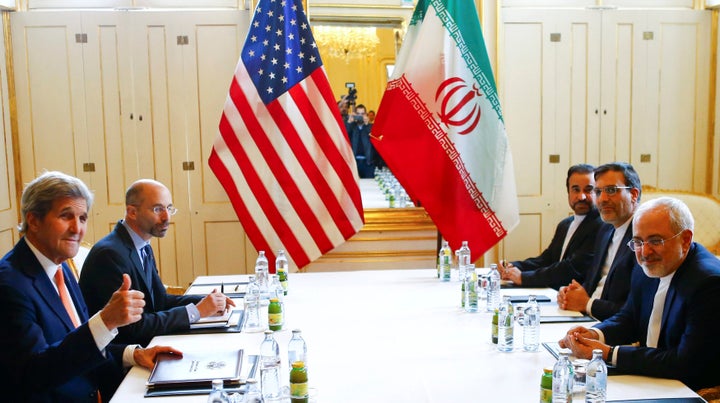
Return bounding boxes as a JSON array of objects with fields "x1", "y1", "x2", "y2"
[
  {"x1": 559, "y1": 197, "x2": 720, "y2": 391},
  {"x1": 80, "y1": 179, "x2": 234, "y2": 345},
  {"x1": 499, "y1": 164, "x2": 604, "y2": 289},
  {"x1": 557, "y1": 162, "x2": 641, "y2": 320}
]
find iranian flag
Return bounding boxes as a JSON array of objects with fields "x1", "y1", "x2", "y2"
[{"x1": 371, "y1": 0, "x2": 519, "y2": 259}]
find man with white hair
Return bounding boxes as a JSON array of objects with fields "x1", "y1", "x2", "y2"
[{"x1": 559, "y1": 197, "x2": 720, "y2": 390}]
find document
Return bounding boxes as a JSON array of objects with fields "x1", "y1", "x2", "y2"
[{"x1": 147, "y1": 349, "x2": 243, "y2": 390}]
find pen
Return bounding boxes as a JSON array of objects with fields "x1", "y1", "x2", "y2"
[
  {"x1": 221, "y1": 282, "x2": 224, "y2": 293},
  {"x1": 234, "y1": 284, "x2": 240, "y2": 291}
]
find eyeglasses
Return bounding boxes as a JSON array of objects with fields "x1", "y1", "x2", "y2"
[
  {"x1": 627, "y1": 231, "x2": 684, "y2": 251},
  {"x1": 133, "y1": 204, "x2": 178, "y2": 216},
  {"x1": 151, "y1": 206, "x2": 178, "y2": 216},
  {"x1": 593, "y1": 185, "x2": 632, "y2": 197}
]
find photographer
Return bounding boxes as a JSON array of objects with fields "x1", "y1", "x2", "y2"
[{"x1": 347, "y1": 103, "x2": 373, "y2": 178}]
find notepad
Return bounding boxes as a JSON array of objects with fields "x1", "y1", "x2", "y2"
[
  {"x1": 189, "y1": 309, "x2": 240, "y2": 329},
  {"x1": 146, "y1": 349, "x2": 243, "y2": 390}
]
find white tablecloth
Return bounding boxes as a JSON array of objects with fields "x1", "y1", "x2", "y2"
[{"x1": 111, "y1": 269, "x2": 699, "y2": 402}]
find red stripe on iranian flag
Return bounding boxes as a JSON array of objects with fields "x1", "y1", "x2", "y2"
[{"x1": 373, "y1": 78, "x2": 506, "y2": 255}]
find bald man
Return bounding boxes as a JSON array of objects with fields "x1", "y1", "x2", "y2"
[{"x1": 80, "y1": 179, "x2": 234, "y2": 346}]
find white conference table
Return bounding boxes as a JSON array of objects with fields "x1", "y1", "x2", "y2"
[{"x1": 111, "y1": 269, "x2": 700, "y2": 402}]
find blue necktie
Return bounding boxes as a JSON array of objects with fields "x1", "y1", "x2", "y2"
[{"x1": 141, "y1": 245, "x2": 154, "y2": 281}]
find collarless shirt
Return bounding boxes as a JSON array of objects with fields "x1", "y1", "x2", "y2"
[{"x1": 560, "y1": 214, "x2": 587, "y2": 260}]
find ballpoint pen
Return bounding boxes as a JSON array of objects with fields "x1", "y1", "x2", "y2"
[{"x1": 221, "y1": 282, "x2": 224, "y2": 293}]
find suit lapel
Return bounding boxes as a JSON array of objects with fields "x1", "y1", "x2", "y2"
[
  {"x1": 564, "y1": 209, "x2": 598, "y2": 254},
  {"x1": 600, "y1": 224, "x2": 633, "y2": 299},
  {"x1": 16, "y1": 239, "x2": 78, "y2": 331},
  {"x1": 586, "y1": 224, "x2": 614, "y2": 291}
]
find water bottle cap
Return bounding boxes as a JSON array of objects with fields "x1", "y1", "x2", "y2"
[{"x1": 264, "y1": 330, "x2": 274, "y2": 335}]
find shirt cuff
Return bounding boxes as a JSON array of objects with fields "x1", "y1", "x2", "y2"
[
  {"x1": 122, "y1": 344, "x2": 141, "y2": 367},
  {"x1": 186, "y1": 303, "x2": 200, "y2": 323},
  {"x1": 585, "y1": 298, "x2": 596, "y2": 317},
  {"x1": 592, "y1": 327, "x2": 606, "y2": 344},
  {"x1": 88, "y1": 312, "x2": 118, "y2": 353},
  {"x1": 610, "y1": 345, "x2": 619, "y2": 366}
]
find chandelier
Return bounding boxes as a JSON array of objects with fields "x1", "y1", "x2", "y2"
[{"x1": 314, "y1": 26, "x2": 380, "y2": 61}]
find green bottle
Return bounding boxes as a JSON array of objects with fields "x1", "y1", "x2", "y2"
[
  {"x1": 268, "y1": 298, "x2": 283, "y2": 331},
  {"x1": 491, "y1": 308, "x2": 498, "y2": 344},
  {"x1": 290, "y1": 361, "x2": 309, "y2": 403}
]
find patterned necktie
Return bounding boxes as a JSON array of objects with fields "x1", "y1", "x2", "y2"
[
  {"x1": 54, "y1": 267, "x2": 80, "y2": 328},
  {"x1": 141, "y1": 244, "x2": 154, "y2": 280}
]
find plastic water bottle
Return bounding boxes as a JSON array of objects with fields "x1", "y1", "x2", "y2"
[
  {"x1": 523, "y1": 295, "x2": 540, "y2": 352},
  {"x1": 497, "y1": 295, "x2": 514, "y2": 352},
  {"x1": 255, "y1": 251, "x2": 269, "y2": 296},
  {"x1": 464, "y1": 266, "x2": 478, "y2": 312},
  {"x1": 486, "y1": 263, "x2": 501, "y2": 312},
  {"x1": 243, "y1": 276, "x2": 263, "y2": 332},
  {"x1": 457, "y1": 241, "x2": 471, "y2": 281},
  {"x1": 439, "y1": 241, "x2": 452, "y2": 282},
  {"x1": 288, "y1": 329, "x2": 308, "y2": 367},
  {"x1": 585, "y1": 349, "x2": 608, "y2": 402},
  {"x1": 276, "y1": 250, "x2": 289, "y2": 295},
  {"x1": 259, "y1": 330, "x2": 281, "y2": 401},
  {"x1": 207, "y1": 379, "x2": 231, "y2": 403},
  {"x1": 243, "y1": 378, "x2": 262, "y2": 403},
  {"x1": 552, "y1": 352, "x2": 574, "y2": 403}
]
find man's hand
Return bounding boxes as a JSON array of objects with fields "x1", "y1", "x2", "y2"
[
  {"x1": 133, "y1": 346, "x2": 183, "y2": 370},
  {"x1": 558, "y1": 326, "x2": 599, "y2": 348},
  {"x1": 558, "y1": 280, "x2": 589, "y2": 312},
  {"x1": 499, "y1": 261, "x2": 522, "y2": 285},
  {"x1": 196, "y1": 290, "x2": 235, "y2": 317},
  {"x1": 99, "y1": 274, "x2": 145, "y2": 330},
  {"x1": 560, "y1": 327, "x2": 609, "y2": 360}
]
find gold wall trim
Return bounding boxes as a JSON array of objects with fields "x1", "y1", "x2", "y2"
[
  {"x1": 3, "y1": 11, "x2": 20, "y2": 227},
  {"x1": 709, "y1": 9, "x2": 718, "y2": 193},
  {"x1": 311, "y1": 3, "x2": 414, "y2": 10},
  {"x1": 361, "y1": 207, "x2": 437, "y2": 232}
]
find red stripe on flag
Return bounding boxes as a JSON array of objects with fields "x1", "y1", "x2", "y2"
[
  {"x1": 217, "y1": 84, "x2": 312, "y2": 266},
  {"x1": 286, "y1": 75, "x2": 364, "y2": 237},
  {"x1": 261, "y1": 101, "x2": 336, "y2": 253},
  {"x1": 208, "y1": 147, "x2": 272, "y2": 259},
  {"x1": 306, "y1": 70, "x2": 365, "y2": 219}
]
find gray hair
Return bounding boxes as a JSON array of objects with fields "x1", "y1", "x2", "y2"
[
  {"x1": 635, "y1": 196, "x2": 694, "y2": 234},
  {"x1": 19, "y1": 171, "x2": 93, "y2": 233}
]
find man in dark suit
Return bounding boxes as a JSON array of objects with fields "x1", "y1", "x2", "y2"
[
  {"x1": 560, "y1": 197, "x2": 720, "y2": 390},
  {"x1": 558, "y1": 162, "x2": 641, "y2": 320},
  {"x1": 80, "y1": 179, "x2": 234, "y2": 346},
  {"x1": 0, "y1": 171, "x2": 180, "y2": 402},
  {"x1": 500, "y1": 164, "x2": 605, "y2": 289}
]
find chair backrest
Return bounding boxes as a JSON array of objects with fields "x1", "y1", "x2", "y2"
[
  {"x1": 641, "y1": 186, "x2": 720, "y2": 255},
  {"x1": 66, "y1": 242, "x2": 92, "y2": 281}
]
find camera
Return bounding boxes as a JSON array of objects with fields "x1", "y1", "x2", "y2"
[
  {"x1": 353, "y1": 114, "x2": 364, "y2": 123},
  {"x1": 346, "y1": 87, "x2": 357, "y2": 106}
]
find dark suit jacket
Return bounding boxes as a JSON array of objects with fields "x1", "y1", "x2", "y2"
[
  {"x1": 80, "y1": 221, "x2": 201, "y2": 346},
  {"x1": 513, "y1": 208, "x2": 604, "y2": 289},
  {"x1": 596, "y1": 243, "x2": 720, "y2": 390},
  {"x1": 0, "y1": 238, "x2": 126, "y2": 402}
]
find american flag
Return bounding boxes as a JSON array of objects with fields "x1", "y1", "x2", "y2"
[{"x1": 209, "y1": 0, "x2": 364, "y2": 269}]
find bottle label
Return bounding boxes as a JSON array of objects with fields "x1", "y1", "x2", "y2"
[
  {"x1": 539, "y1": 387, "x2": 552, "y2": 403},
  {"x1": 269, "y1": 312, "x2": 283, "y2": 329},
  {"x1": 291, "y1": 381, "x2": 308, "y2": 397}
]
